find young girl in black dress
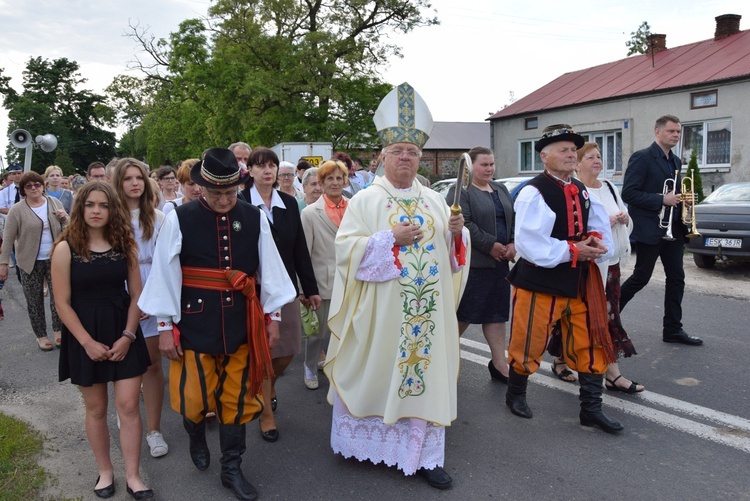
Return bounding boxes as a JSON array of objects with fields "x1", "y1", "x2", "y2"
[{"x1": 51, "y1": 182, "x2": 153, "y2": 499}]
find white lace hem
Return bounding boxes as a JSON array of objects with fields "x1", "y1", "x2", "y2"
[
  {"x1": 355, "y1": 230, "x2": 400, "y2": 282},
  {"x1": 330, "y1": 392, "x2": 444, "y2": 476}
]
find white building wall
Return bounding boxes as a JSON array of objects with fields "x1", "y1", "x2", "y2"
[{"x1": 491, "y1": 80, "x2": 750, "y2": 191}]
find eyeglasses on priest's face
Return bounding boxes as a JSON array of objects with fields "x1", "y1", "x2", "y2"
[{"x1": 385, "y1": 149, "x2": 421, "y2": 158}]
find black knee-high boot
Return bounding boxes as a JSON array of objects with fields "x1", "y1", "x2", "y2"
[
  {"x1": 578, "y1": 373, "x2": 624, "y2": 433},
  {"x1": 219, "y1": 424, "x2": 257, "y2": 501},
  {"x1": 183, "y1": 417, "x2": 210, "y2": 470},
  {"x1": 506, "y1": 368, "x2": 533, "y2": 419}
]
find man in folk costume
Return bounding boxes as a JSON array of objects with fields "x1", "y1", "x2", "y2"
[
  {"x1": 139, "y1": 148, "x2": 295, "y2": 500},
  {"x1": 506, "y1": 124, "x2": 623, "y2": 433},
  {"x1": 323, "y1": 82, "x2": 469, "y2": 489}
]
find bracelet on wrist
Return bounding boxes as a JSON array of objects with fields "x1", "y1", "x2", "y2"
[{"x1": 122, "y1": 330, "x2": 136, "y2": 341}]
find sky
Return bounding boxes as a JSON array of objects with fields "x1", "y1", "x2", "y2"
[{"x1": 0, "y1": 0, "x2": 747, "y2": 167}]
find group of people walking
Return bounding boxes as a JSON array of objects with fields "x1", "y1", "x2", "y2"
[{"x1": 0, "y1": 78, "x2": 699, "y2": 498}]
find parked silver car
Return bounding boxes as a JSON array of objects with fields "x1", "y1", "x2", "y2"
[
  {"x1": 686, "y1": 182, "x2": 750, "y2": 268},
  {"x1": 431, "y1": 176, "x2": 533, "y2": 199}
]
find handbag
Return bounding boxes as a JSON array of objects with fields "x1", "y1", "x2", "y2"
[{"x1": 300, "y1": 303, "x2": 319, "y2": 338}]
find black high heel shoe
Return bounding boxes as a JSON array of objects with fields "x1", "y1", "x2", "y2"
[
  {"x1": 126, "y1": 484, "x2": 154, "y2": 500},
  {"x1": 94, "y1": 475, "x2": 115, "y2": 499},
  {"x1": 487, "y1": 360, "x2": 508, "y2": 383}
]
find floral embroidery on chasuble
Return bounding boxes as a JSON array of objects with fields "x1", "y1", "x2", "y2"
[
  {"x1": 383, "y1": 192, "x2": 443, "y2": 399},
  {"x1": 325, "y1": 175, "x2": 461, "y2": 427}
]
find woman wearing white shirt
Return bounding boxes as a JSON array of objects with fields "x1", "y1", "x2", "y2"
[
  {"x1": 0, "y1": 171, "x2": 67, "y2": 350},
  {"x1": 574, "y1": 143, "x2": 643, "y2": 393},
  {"x1": 112, "y1": 158, "x2": 171, "y2": 457},
  {"x1": 239, "y1": 147, "x2": 321, "y2": 442},
  {"x1": 161, "y1": 160, "x2": 202, "y2": 216}
]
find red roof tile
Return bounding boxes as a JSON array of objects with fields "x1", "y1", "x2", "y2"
[{"x1": 490, "y1": 30, "x2": 750, "y2": 120}]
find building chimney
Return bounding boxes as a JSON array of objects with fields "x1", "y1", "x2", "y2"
[
  {"x1": 715, "y1": 14, "x2": 741, "y2": 40},
  {"x1": 648, "y1": 34, "x2": 667, "y2": 53}
]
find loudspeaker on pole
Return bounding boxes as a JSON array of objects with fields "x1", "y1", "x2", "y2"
[
  {"x1": 36, "y1": 134, "x2": 58, "y2": 153},
  {"x1": 10, "y1": 129, "x2": 32, "y2": 149}
]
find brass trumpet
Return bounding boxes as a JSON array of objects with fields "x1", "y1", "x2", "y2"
[
  {"x1": 681, "y1": 176, "x2": 701, "y2": 238},
  {"x1": 658, "y1": 169, "x2": 701, "y2": 240}
]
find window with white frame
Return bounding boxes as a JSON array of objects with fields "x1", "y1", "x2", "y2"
[
  {"x1": 519, "y1": 140, "x2": 543, "y2": 172},
  {"x1": 520, "y1": 131, "x2": 622, "y2": 176},
  {"x1": 587, "y1": 131, "x2": 623, "y2": 176},
  {"x1": 680, "y1": 119, "x2": 731, "y2": 167}
]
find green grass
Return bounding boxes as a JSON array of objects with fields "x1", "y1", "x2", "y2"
[{"x1": 0, "y1": 411, "x2": 46, "y2": 500}]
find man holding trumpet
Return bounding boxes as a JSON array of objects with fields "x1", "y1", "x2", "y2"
[{"x1": 620, "y1": 114, "x2": 703, "y2": 346}]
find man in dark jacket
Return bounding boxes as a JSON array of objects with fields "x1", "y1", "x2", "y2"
[{"x1": 620, "y1": 114, "x2": 702, "y2": 346}]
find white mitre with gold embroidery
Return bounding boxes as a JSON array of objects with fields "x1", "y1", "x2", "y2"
[{"x1": 373, "y1": 82, "x2": 434, "y2": 148}]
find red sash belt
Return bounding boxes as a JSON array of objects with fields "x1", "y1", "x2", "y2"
[
  {"x1": 579, "y1": 244, "x2": 616, "y2": 364},
  {"x1": 181, "y1": 266, "x2": 272, "y2": 396}
]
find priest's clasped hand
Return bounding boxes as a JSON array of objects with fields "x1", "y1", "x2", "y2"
[{"x1": 392, "y1": 221, "x2": 423, "y2": 246}]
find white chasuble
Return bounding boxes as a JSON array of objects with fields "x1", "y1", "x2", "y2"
[{"x1": 325, "y1": 175, "x2": 468, "y2": 427}]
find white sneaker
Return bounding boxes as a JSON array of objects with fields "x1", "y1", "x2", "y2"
[{"x1": 147, "y1": 430, "x2": 169, "y2": 458}]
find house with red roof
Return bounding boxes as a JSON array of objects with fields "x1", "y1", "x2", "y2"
[{"x1": 488, "y1": 14, "x2": 749, "y2": 192}]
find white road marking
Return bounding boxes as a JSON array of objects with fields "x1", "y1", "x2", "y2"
[{"x1": 460, "y1": 339, "x2": 750, "y2": 453}]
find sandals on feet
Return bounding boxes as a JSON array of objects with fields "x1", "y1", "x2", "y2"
[
  {"x1": 54, "y1": 332, "x2": 62, "y2": 348},
  {"x1": 551, "y1": 359, "x2": 577, "y2": 383},
  {"x1": 605, "y1": 375, "x2": 644, "y2": 393},
  {"x1": 36, "y1": 337, "x2": 54, "y2": 352}
]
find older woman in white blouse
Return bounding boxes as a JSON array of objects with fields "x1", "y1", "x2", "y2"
[{"x1": 572, "y1": 142, "x2": 643, "y2": 393}]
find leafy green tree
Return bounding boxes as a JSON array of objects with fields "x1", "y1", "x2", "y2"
[
  {"x1": 626, "y1": 21, "x2": 651, "y2": 56},
  {"x1": 0, "y1": 58, "x2": 116, "y2": 173},
  {"x1": 118, "y1": 0, "x2": 438, "y2": 165},
  {"x1": 52, "y1": 148, "x2": 75, "y2": 175},
  {"x1": 105, "y1": 74, "x2": 162, "y2": 161},
  {"x1": 685, "y1": 149, "x2": 704, "y2": 203}
]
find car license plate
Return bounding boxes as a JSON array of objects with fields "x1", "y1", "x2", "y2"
[{"x1": 705, "y1": 237, "x2": 742, "y2": 248}]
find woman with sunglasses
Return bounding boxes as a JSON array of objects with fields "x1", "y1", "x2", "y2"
[{"x1": 0, "y1": 171, "x2": 68, "y2": 350}]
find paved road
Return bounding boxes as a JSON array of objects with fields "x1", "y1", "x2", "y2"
[{"x1": 1, "y1": 260, "x2": 749, "y2": 500}]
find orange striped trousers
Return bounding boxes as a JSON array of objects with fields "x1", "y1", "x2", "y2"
[
  {"x1": 170, "y1": 343, "x2": 264, "y2": 425},
  {"x1": 508, "y1": 287, "x2": 608, "y2": 376}
]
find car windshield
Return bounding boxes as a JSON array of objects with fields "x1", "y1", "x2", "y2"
[{"x1": 703, "y1": 183, "x2": 750, "y2": 203}]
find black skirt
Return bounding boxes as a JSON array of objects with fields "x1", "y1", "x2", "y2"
[{"x1": 456, "y1": 261, "x2": 511, "y2": 324}]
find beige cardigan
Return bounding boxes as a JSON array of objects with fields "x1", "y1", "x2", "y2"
[
  {"x1": 0, "y1": 196, "x2": 66, "y2": 274},
  {"x1": 300, "y1": 196, "x2": 341, "y2": 300}
]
